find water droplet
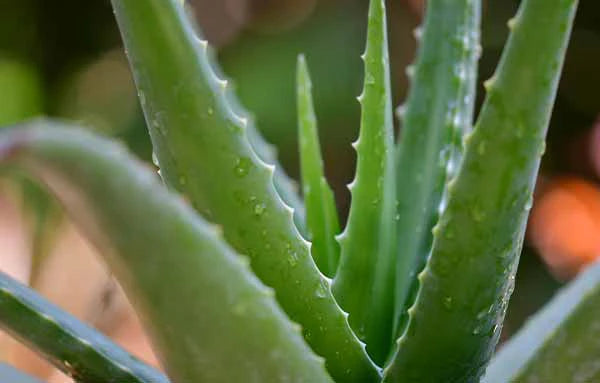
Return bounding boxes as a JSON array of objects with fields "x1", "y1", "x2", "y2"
[
  {"x1": 151, "y1": 152, "x2": 159, "y2": 167},
  {"x1": 234, "y1": 157, "x2": 252, "y2": 177},
  {"x1": 365, "y1": 73, "x2": 375, "y2": 85},
  {"x1": 516, "y1": 123, "x2": 525, "y2": 138},
  {"x1": 228, "y1": 121, "x2": 243, "y2": 134},
  {"x1": 477, "y1": 141, "x2": 486, "y2": 155},
  {"x1": 443, "y1": 296, "x2": 453, "y2": 310},
  {"x1": 539, "y1": 141, "x2": 546, "y2": 156},
  {"x1": 315, "y1": 282, "x2": 328, "y2": 298},
  {"x1": 413, "y1": 26, "x2": 423, "y2": 40},
  {"x1": 233, "y1": 302, "x2": 247, "y2": 315},
  {"x1": 476, "y1": 307, "x2": 489, "y2": 320},
  {"x1": 405, "y1": 65, "x2": 415, "y2": 78},
  {"x1": 396, "y1": 104, "x2": 407, "y2": 118},
  {"x1": 286, "y1": 243, "x2": 298, "y2": 266},
  {"x1": 253, "y1": 202, "x2": 266, "y2": 216},
  {"x1": 462, "y1": 33, "x2": 470, "y2": 47},
  {"x1": 357, "y1": 324, "x2": 366, "y2": 339},
  {"x1": 455, "y1": 65, "x2": 467, "y2": 81},
  {"x1": 439, "y1": 147, "x2": 450, "y2": 166},
  {"x1": 471, "y1": 205, "x2": 486, "y2": 222},
  {"x1": 207, "y1": 107, "x2": 214, "y2": 116},
  {"x1": 524, "y1": 195, "x2": 533, "y2": 211},
  {"x1": 138, "y1": 91, "x2": 146, "y2": 106}
]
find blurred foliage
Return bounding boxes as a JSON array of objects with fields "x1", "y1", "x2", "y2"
[{"x1": 2, "y1": 0, "x2": 600, "y2": 341}]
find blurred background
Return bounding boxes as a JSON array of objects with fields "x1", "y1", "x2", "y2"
[{"x1": 1, "y1": 0, "x2": 600, "y2": 380}]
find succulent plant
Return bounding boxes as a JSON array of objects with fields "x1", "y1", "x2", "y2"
[{"x1": 0, "y1": 0, "x2": 585, "y2": 381}]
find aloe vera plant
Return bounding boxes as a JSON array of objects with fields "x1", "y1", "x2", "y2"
[{"x1": 0, "y1": 0, "x2": 585, "y2": 381}]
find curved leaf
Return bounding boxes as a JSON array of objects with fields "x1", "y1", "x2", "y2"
[
  {"x1": 111, "y1": 0, "x2": 379, "y2": 379},
  {"x1": 0, "y1": 122, "x2": 333, "y2": 383},
  {"x1": 0, "y1": 270, "x2": 168, "y2": 383},
  {"x1": 385, "y1": 0, "x2": 578, "y2": 380},
  {"x1": 484, "y1": 260, "x2": 600, "y2": 382}
]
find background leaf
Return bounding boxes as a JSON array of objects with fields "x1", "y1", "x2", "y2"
[
  {"x1": 484, "y1": 260, "x2": 600, "y2": 382},
  {"x1": 0, "y1": 270, "x2": 167, "y2": 383},
  {"x1": 0, "y1": 122, "x2": 333, "y2": 383}
]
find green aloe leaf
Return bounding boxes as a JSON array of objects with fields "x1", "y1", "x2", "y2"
[
  {"x1": 0, "y1": 122, "x2": 333, "y2": 383},
  {"x1": 483, "y1": 261, "x2": 600, "y2": 383},
  {"x1": 385, "y1": 0, "x2": 578, "y2": 381},
  {"x1": 296, "y1": 55, "x2": 341, "y2": 277},
  {"x1": 222, "y1": 74, "x2": 307, "y2": 237},
  {"x1": 332, "y1": 0, "x2": 397, "y2": 364},
  {"x1": 0, "y1": 270, "x2": 168, "y2": 383},
  {"x1": 393, "y1": 0, "x2": 481, "y2": 338},
  {"x1": 111, "y1": 0, "x2": 378, "y2": 380}
]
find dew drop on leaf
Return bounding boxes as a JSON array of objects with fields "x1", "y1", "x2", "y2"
[
  {"x1": 477, "y1": 140, "x2": 486, "y2": 155},
  {"x1": 315, "y1": 282, "x2": 328, "y2": 299},
  {"x1": 253, "y1": 202, "x2": 266, "y2": 217},
  {"x1": 443, "y1": 296, "x2": 453, "y2": 310},
  {"x1": 233, "y1": 157, "x2": 252, "y2": 177}
]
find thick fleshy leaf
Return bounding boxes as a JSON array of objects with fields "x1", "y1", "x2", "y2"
[
  {"x1": 332, "y1": 0, "x2": 397, "y2": 364},
  {"x1": 385, "y1": 0, "x2": 578, "y2": 381},
  {"x1": 0, "y1": 122, "x2": 333, "y2": 383},
  {"x1": 221, "y1": 69, "x2": 307, "y2": 237},
  {"x1": 296, "y1": 55, "x2": 340, "y2": 277},
  {"x1": 484, "y1": 260, "x2": 600, "y2": 382},
  {"x1": 111, "y1": 0, "x2": 378, "y2": 380},
  {"x1": 392, "y1": 0, "x2": 481, "y2": 338},
  {"x1": 0, "y1": 270, "x2": 168, "y2": 383}
]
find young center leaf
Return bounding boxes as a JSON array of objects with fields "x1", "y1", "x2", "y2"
[
  {"x1": 332, "y1": 0, "x2": 397, "y2": 364},
  {"x1": 296, "y1": 55, "x2": 341, "y2": 277}
]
